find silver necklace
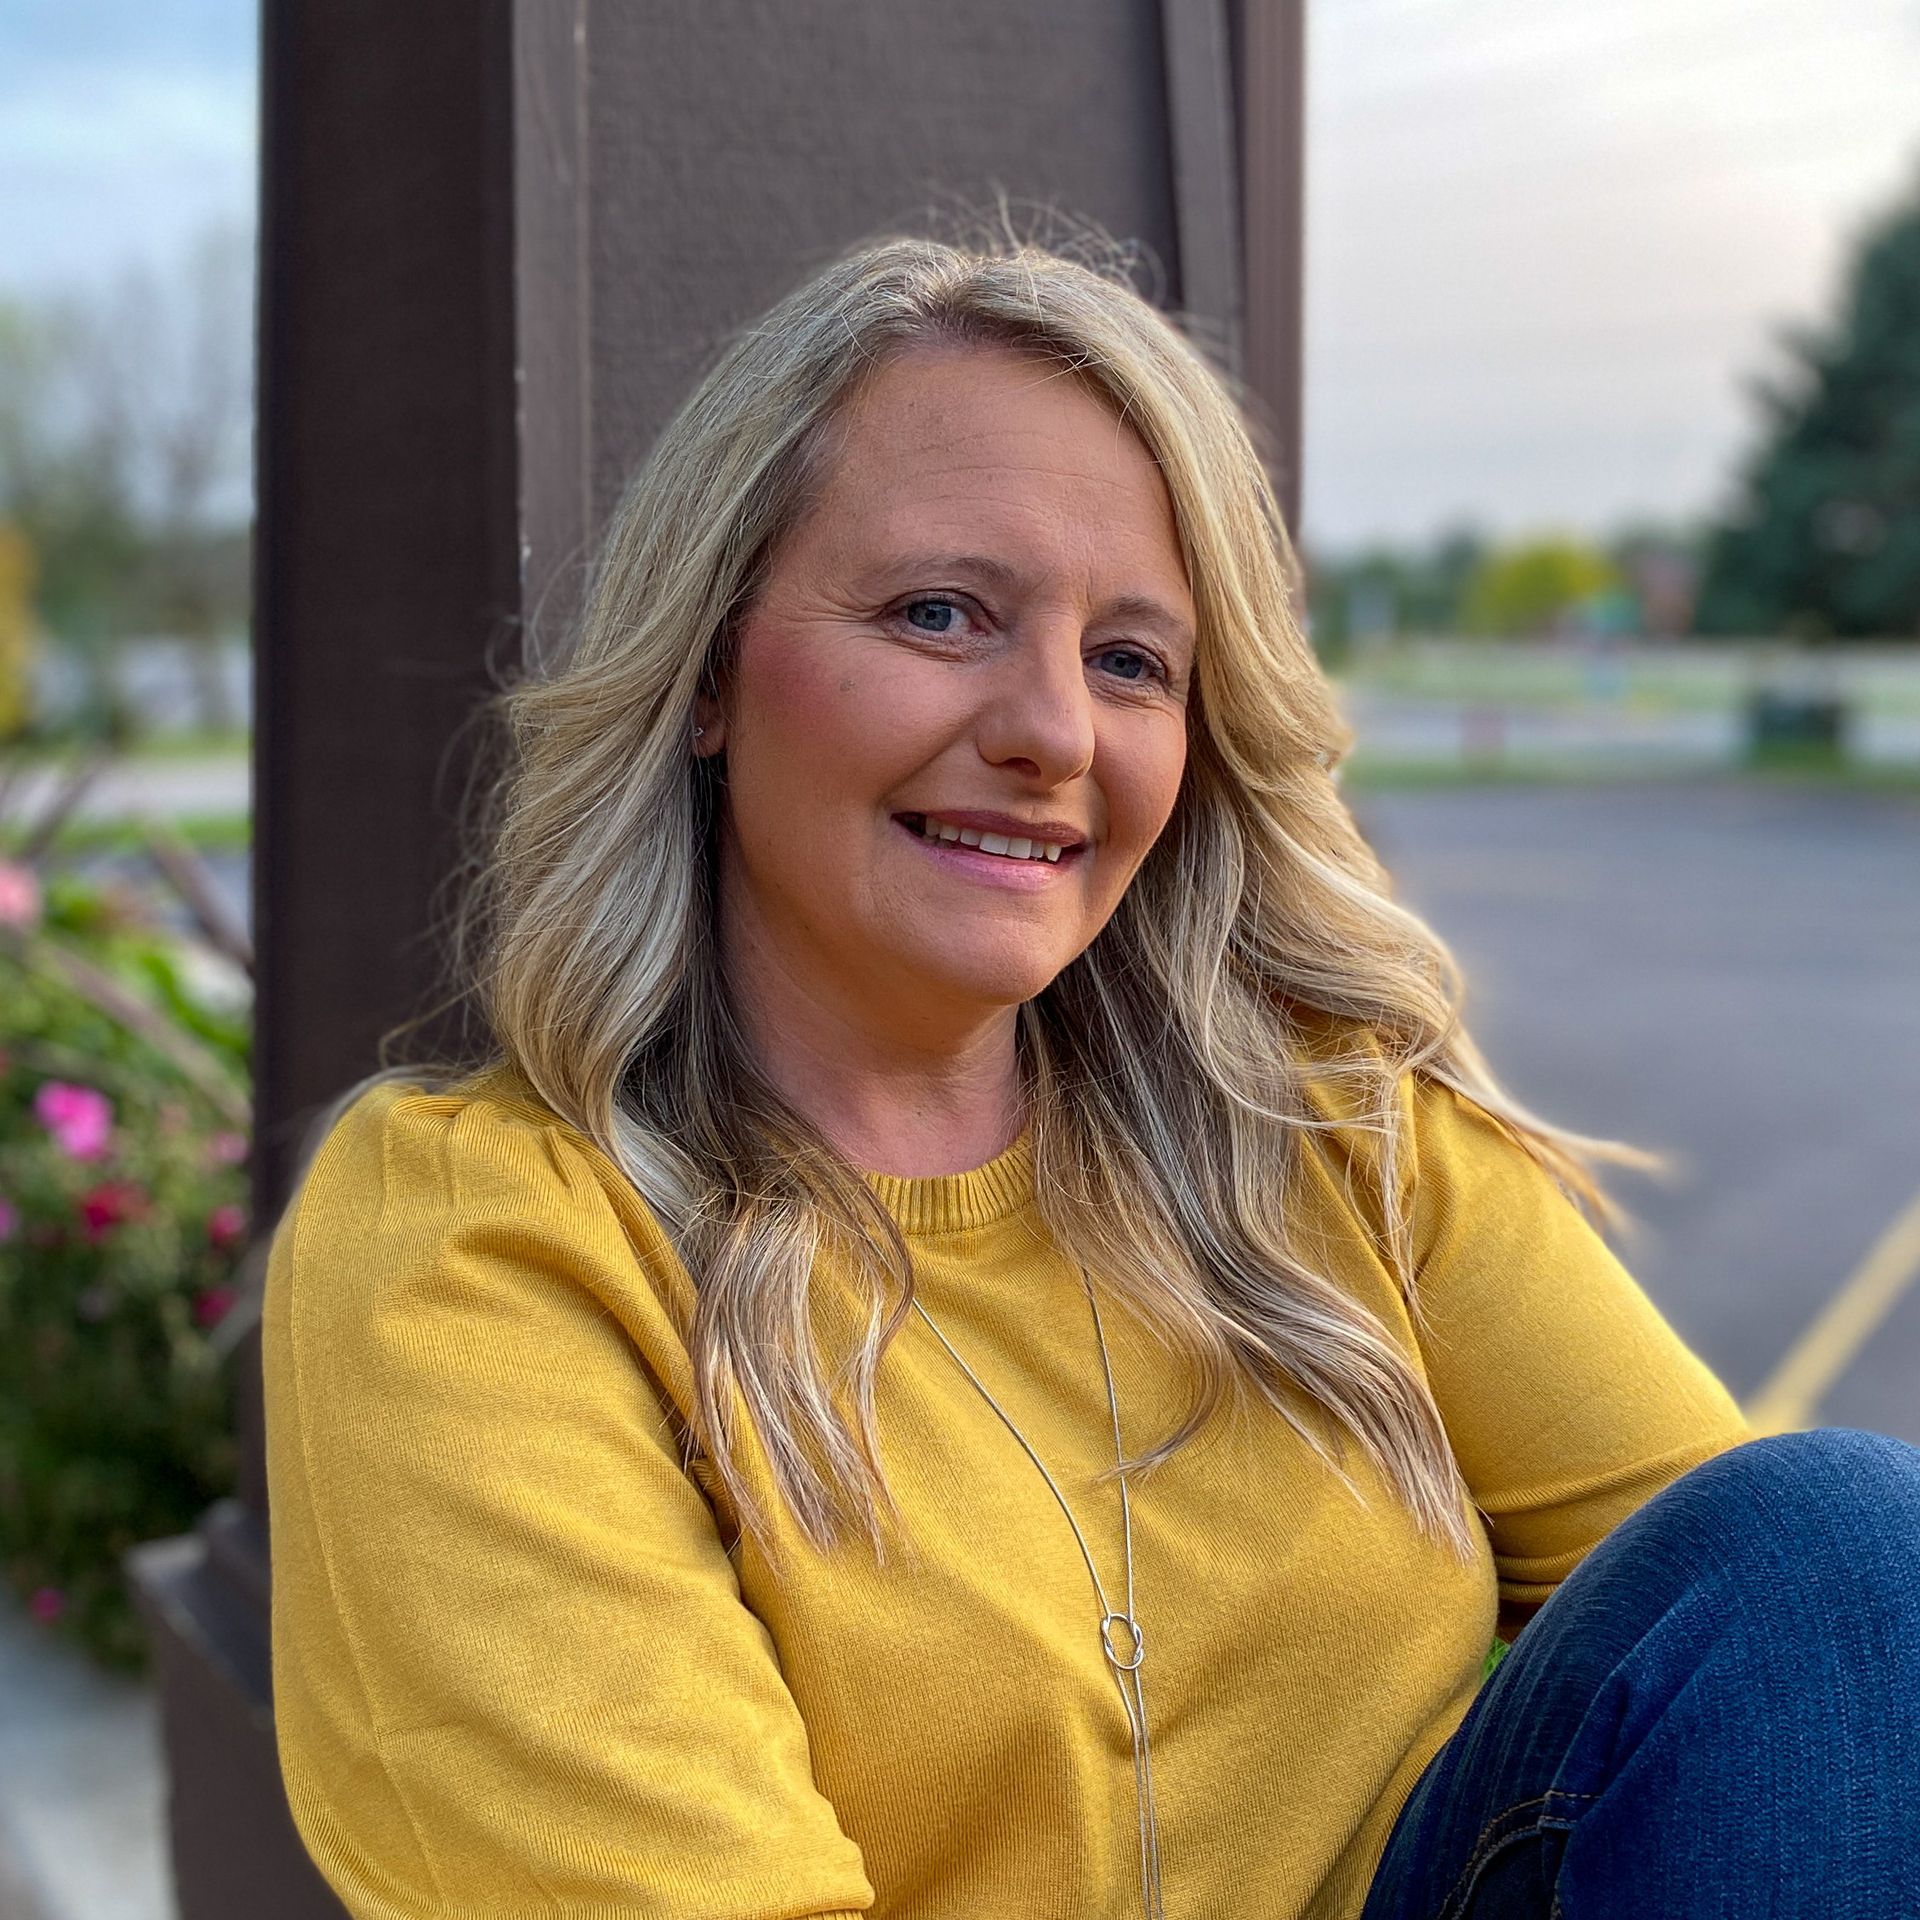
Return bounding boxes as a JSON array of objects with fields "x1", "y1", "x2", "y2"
[{"x1": 911, "y1": 1269, "x2": 1166, "y2": 1920}]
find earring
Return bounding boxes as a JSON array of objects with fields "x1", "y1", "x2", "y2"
[{"x1": 693, "y1": 725, "x2": 705, "y2": 739}]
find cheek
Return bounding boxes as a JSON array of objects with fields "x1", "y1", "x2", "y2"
[
  {"x1": 744, "y1": 637, "x2": 853, "y2": 750},
  {"x1": 727, "y1": 632, "x2": 936, "y2": 851},
  {"x1": 722, "y1": 654, "x2": 831, "y2": 880},
  {"x1": 1101, "y1": 720, "x2": 1189, "y2": 861}
]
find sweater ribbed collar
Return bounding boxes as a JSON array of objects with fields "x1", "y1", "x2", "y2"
[
  {"x1": 468, "y1": 1059, "x2": 1038, "y2": 1237},
  {"x1": 861, "y1": 1130, "x2": 1036, "y2": 1236}
]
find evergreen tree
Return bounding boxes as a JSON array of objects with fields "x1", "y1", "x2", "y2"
[{"x1": 1696, "y1": 172, "x2": 1920, "y2": 640}]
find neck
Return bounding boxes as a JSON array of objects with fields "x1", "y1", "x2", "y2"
[{"x1": 718, "y1": 891, "x2": 1026, "y2": 1182}]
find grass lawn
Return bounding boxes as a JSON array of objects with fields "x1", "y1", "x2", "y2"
[
  {"x1": 1339, "y1": 756, "x2": 1920, "y2": 796},
  {"x1": 4, "y1": 727, "x2": 250, "y2": 765},
  {"x1": 1331, "y1": 639, "x2": 1920, "y2": 718},
  {"x1": 0, "y1": 811, "x2": 252, "y2": 858}
]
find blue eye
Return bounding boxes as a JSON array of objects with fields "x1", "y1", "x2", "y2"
[
  {"x1": 1095, "y1": 645, "x2": 1166, "y2": 686},
  {"x1": 902, "y1": 597, "x2": 965, "y2": 635}
]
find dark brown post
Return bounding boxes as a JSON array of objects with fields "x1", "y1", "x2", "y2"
[
  {"x1": 127, "y1": 4, "x2": 549, "y2": 1911},
  {"x1": 127, "y1": 4, "x2": 1304, "y2": 1912},
  {"x1": 1238, "y1": 0, "x2": 1309, "y2": 535}
]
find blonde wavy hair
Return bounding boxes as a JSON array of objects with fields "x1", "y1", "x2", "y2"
[{"x1": 316, "y1": 224, "x2": 1670, "y2": 1571}]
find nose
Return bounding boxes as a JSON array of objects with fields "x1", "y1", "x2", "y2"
[{"x1": 973, "y1": 616, "x2": 1097, "y2": 786}]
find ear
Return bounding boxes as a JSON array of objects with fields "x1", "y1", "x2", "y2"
[{"x1": 692, "y1": 686, "x2": 727, "y2": 756}]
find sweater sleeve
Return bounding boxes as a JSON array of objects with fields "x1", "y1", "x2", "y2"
[
  {"x1": 1400, "y1": 1070, "x2": 1754, "y2": 1605},
  {"x1": 262, "y1": 1081, "x2": 873, "y2": 1919}
]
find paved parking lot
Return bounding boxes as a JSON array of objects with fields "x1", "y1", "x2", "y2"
[{"x1": 1353, "y1": 775, "x2": 1920, "y2": 1444}]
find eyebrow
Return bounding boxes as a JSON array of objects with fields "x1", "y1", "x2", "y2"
[{"x1": 858, "y1": 550, "x2": 1196, "y2": 653}]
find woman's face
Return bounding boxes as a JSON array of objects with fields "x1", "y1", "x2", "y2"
[{"x1": 697, "y1": 342, "x2": 1197, "y2": 1038}]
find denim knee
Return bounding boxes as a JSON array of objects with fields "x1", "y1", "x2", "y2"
[
  {"x1": 1653, "y1": 1425, "x2": 1920, "y2": 1614},
  {"x1": 1691, "y1": 1424, "x2": 1920, "y2": 1518}
]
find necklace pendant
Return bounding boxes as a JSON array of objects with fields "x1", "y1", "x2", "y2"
[{"x1": 1100, "y1": 1609, "x2": 1146, "y2": 1673}]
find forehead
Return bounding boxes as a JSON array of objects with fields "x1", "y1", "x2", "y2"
[{"x1": 798, "y1": 345, "x2": 1193, "y2": 605}]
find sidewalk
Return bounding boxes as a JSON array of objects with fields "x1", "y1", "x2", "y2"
[
  {"x1": 5, "y1": 757, "x2": 250, "y2": 824},
  {"x1": 0, "y1": 1599, "x2": 174, "y2": 1920}
]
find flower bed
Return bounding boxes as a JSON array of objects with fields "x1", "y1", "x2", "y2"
[{"x1": 0, "y1": 851, "x2": 250, "y2": 1673}]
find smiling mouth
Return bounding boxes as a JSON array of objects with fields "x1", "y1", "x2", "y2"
[{"x1": 894, "y1": 814, "x2": 1084, "y2": 866}]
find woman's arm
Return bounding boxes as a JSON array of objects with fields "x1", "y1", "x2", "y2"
[
  {"x1": 1400, "y1": 1071, "x2": 1753, "y2": 1616},
  {"x1": 263, "y1": 1082, "x2": 873, "y2": 1919}
]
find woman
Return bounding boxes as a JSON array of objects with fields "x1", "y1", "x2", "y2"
[{"x1": 262, "y1": 233, "x2": 1920, "y2": 1919}]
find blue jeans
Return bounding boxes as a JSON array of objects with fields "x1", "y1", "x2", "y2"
[{"x1": 1358, "y1": 1427, "x2": 1920, "y2": 1918}]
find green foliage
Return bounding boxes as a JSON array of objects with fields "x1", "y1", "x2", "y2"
[
  {"x1": 0, "y1": 873, "x2": 248, "y2": 1672},
  {"x1": 0, "y1": 226, "x2": 254, "y2": 738},
  {"x1": 1460, "y1": 537, "x2": 1623, "y2": 639},
  {"x1": 1697, "y1": 172, "x2": 1920, "y2": 639},
  {"x1": 1305, "y1": 525, "x2": 1489, "y2": 653},
  {"x1": 1307, "y1": 525, "x2": 1674, "y2": 646}
]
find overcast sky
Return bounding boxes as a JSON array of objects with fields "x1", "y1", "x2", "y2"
[
  {"x1": 4, "y1": 0, "x2": 1917, "y2": 555},
  {"x1": 0, "y1": 0, "x2": 254, "y2": 290},
  {"x1": 1306, "y1": 0, "x2": 1920, "y2": 550}
]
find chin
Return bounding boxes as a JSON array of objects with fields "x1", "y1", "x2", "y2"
[{"x1": 912, "y1": 948, "x2": 1070, "y2": 1011}]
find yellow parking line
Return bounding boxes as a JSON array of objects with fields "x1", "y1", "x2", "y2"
[{"x1": 1744, "y1": 1185, "x2": 1920, "y2": 1435}]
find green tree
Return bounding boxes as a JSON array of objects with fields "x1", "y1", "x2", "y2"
[
  {"x1": 1460, "y1": 536, "x2": 1620, "y2": 638},
  {"x1": 1696, "y1": 171, "x2": 1920, "y2": 639},
  {"x1": 1302, "y1": 545, "x2": 1407, "y2": 663},
  {"x1": 1411, "y1": 524, "x2": 1490, "y2": 633},
  {"x1": 0, "y1": 303, "x2": 150, "y2": 732},
  {"x1": 1303, "y1": 524, "x2": 1491, "y2": 657},
  {"x1": 0, "y1": 225, "x2": 253, "y2": 737}
]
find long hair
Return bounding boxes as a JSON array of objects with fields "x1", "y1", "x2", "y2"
[{"x1": 311, "y1": 225, "x2": 1670, "y2": 1571}]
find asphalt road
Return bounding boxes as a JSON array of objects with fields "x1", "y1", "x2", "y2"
[{"x1": 1352, "y1": 775, "x2": 1920, "y2": 1446}]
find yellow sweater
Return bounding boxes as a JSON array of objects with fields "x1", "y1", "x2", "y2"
[{"x1": 263, "y1": 1043, "x2": 1751, "y2": 1919}]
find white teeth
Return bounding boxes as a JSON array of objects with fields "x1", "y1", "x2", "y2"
[{"x1": 912, "y1": 817, "x2": 1068, "y2": 862}]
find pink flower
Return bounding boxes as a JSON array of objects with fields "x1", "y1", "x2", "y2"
[
  {"x1": 206, "y1": 1203, "x2": 246, "y2": 1251},
  {"x1": 0, "y1": 1197, "x2": 16, "y2": 1244},
  {"x1": 78, "y1": 1181, "x2": 146, "y2": 1242},
  {"x1": 34, "y1": 1082, "x2": 113, "y2": 1161},
  {"x1": 27, "y1": 1587, "x2": 64, "y2": 1625},
  {"x1": 0, "y1": 862, "x2": 41, "y2": 931},
  {"x1": 193, "y1": 1285, "x2": 239, "y2": 1329},
  {"x1": 207, "y1": 1131, "x2": 248, "y2": 1167}
]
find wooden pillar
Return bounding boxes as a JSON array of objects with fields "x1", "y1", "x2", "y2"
[
  {"x1": 128, "y1": 4, "x2": 546, "y2": 1910},
  {"x1": 127, "y1": 3, "x2": 1303, "y2": 1911},
  {"x1": 1238, "y1": 0, "x2": 1309, "y2": 536}
]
